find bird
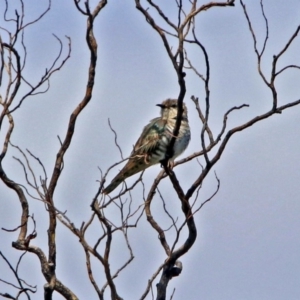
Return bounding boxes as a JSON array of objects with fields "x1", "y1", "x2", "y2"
[{"x1": 102, "y1": 99, "x2": 191, "y2": 194}]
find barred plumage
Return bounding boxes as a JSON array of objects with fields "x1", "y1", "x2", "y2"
[{"x1": 103, "y1": 99, "x2": 191, "y2": 194}]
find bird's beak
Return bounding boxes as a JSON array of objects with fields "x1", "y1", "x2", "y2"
[{"x1": 156, "y1": 104, "x2": 163, "y2": 108}]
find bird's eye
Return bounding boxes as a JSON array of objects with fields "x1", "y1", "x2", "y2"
[{"x1": 171, "y1": 104, "x2": 177, "y2": 108}]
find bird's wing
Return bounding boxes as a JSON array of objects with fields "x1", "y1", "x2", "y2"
[{"x1": 131, "y1": 118, "x2": 166, "y2": 156}]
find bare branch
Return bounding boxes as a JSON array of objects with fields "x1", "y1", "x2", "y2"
[
  {"x1": 240, "y1": 0, "x2": 270, "y2": 86},
  {"x1": 108, "y1": 118, "x2": 124, "y2": 159},
  {"x1": 259, "y1": 0, "x2": 269, "y2": 56}
]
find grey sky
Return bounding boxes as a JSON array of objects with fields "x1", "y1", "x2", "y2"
[{"x1": 1, "y1": 0, "x2": 300, "y2": 299}]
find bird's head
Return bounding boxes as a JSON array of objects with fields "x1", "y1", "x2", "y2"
[{"x1": 156, "y1": 99, "x2": 188, "y2": 121}]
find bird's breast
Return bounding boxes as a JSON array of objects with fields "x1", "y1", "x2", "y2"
[{"x1": 165, "y1": 120, "x2": 191, "y2": 159}]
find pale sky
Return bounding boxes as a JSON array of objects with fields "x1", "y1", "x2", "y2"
[{"x1": 1, "y1": 0, "x2": 300, "y2": 299}]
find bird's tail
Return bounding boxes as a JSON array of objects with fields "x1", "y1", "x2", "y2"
[
  {"x1": 102, "y1": 175, "x2": 124, "y2": 195},
  {"x1": 102, "y1": 158, "x2": 151, "y2": 194}
]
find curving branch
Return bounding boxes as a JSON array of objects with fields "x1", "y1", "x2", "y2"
[
  {"x1": 0, "y1": 0, "x2": 105, "y2": 298},
  {"x1": 132, "y1": 1, "x2": 300, "y2": 299}
]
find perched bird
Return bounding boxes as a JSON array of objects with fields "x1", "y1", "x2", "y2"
[{"x1": 103, "y1": 99, "x2": 190, "y2": 194}]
